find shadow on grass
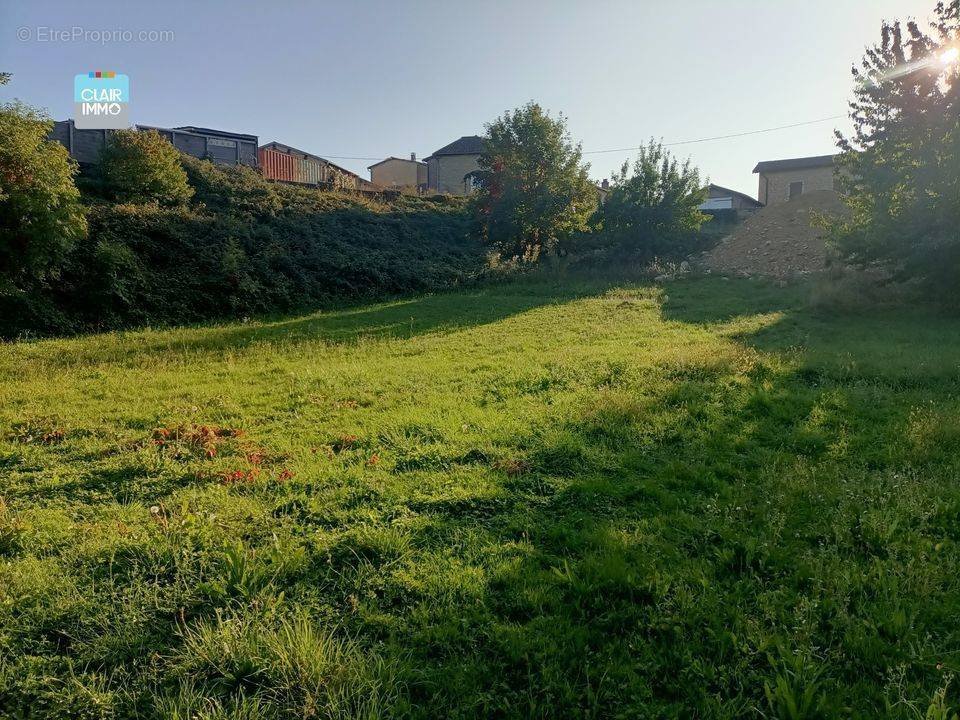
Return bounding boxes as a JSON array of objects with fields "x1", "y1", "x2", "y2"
[
  {"x1": 323, "y1": 283, "x2": 960, "y2": 715},
  {"x1": 13, "y1": 280, "x2": 620, "y2": 368},
  {"x1": 662, "y1": 277, "x2": 960, "y2": 382},
  {"x1": 377, "y1": 362, "x2": 960, "y2": 715}
]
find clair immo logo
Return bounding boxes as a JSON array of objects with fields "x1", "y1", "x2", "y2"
[{"x1": 74, "y1": 71, "x2": 129, "y2": 129}]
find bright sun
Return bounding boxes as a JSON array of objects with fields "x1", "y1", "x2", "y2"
[{"x1": 940, "y1": 47, "x2": 960, "y2": 66}]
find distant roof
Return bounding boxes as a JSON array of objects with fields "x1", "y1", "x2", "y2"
[
  {"x1": 425, "y1": 135, "x2": 485, "y2": 160},
  {"x1": 752, "y1": 154, "x2": 836, "y2": 174},
  {"x1": 368, "y1": 156, "x2": 427, "y2": 170},
  {"x1": 260, "y1": 140, "x2": 362, "y2": 180},
  {"x1": 173, "y1": 125, "x2": 258, "y2": 142},
  {"x1": 706, "y1": 183, "x2": 762, "y2": 207}
]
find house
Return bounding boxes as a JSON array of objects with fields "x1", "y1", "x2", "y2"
[
  {"x1": 753, "y1": 154, "x2": 837, "y2": 206},
  {"x1": 368, "y1": 154, "x2": 427, "y2": 190},
  {"x1": 699, "y1": 184, "x2": 763, "y2": 212},
  {"x1": 48, "y1": 120, "x2": 259, "y2": 167},
  {"x1": 595, "y1": 179, "x2": 610, "y2": 205},
  {"x1": 425, "y1": 135, "x2": 485, "y2": 195},
  {"x1": 259, "y1": 141, "x2": 375, "y2": 190}
]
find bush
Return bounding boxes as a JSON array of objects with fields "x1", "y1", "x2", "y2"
[
  {"x1": 99, "y1": 129, "x2": 194, "y2": 206},
  {"x1": 474, "y1": 102, "x2": 596, "y2": 263},
  {"x1": 0, "y1": 101, "x2": 86, "y2": 294},
  {"x1": 3, "y1": 158, "x2": 484, "y2": 337},
  {"x1": 594, "y1": 140, "x2": 708, "y2": 263}
]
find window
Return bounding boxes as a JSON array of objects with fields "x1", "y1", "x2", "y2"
[{"x1": 788, "y1": 181, "x2": 803, "y2": 200}]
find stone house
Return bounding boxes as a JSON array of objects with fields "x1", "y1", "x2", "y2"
[
  {"x1": 368, "y1": 154, "x2": 427, "y2": 190},
  {"x1": 425, "y1": 135, "x2": 485, "y2": 195},
  {"x1": 753, "y1": 154, "x2": 837, "y2": 206}
]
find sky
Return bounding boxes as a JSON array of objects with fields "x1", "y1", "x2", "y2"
[{"x1": 0, "y1": 0, "x2": 936, "y2": 197}]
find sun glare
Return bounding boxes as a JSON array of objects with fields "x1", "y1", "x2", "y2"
[{"x1": 940, "y1": 47, "x2": 960, "y2": 66}]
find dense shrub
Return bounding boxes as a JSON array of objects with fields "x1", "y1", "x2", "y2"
[
  {"x1": 1, "y1": 156, "x2": 483, "y2": 337},
  {"x1": 0, "y1": 101, "x2": 86, "y2": 293},
  {"x1": 594, "y1": 140, "x2": 709, "y2": 263},
  {"x1": 99, "y1": 129, "x2": 194, "y2": 206},
  {"x1": 474, "y1": 102, "x2": 596, "y2": 263}
]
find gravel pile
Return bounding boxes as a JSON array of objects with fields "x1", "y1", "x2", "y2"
[{"x1": 700, "y1": 190, "x2": 849, "y2": 279}]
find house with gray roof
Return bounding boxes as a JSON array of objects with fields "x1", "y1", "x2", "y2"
[
  {"x1": 424, "y1": 135, "x2": 485, "y2": 195},
  {"x1": 753, "y1": 154, "x2": 838, "y2": 206}
]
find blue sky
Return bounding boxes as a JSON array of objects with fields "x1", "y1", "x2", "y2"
[{"x1": 0, "y1": 0, "x2": 935, "y2": 196}]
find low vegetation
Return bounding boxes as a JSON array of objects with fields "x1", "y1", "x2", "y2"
[
  {"x1": 0, "y1": 144, "x2": 481, "y2": 338},
  {"x1": 2, "y1": 277, "x2": 960, "y2": 717}
]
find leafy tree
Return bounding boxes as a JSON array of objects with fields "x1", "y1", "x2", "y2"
[
  {"x1": 474, "y1": 102, "x2": 595, "y2": 263},
  {"x1": 0, "y1": 100, "x2": 87, "y2": 291},
  {"x1": 596, "y1": 140, "x2": 708, "y2": 261},
  {"x1": 830, "y1": 1, "x2": 960, "y2": 296},
  {"x1": 99, "y1": 128, "x2": 194, "y2": 206},
  {"x1": 0, "y1": 72, "x2": 11, "y2": 86}
]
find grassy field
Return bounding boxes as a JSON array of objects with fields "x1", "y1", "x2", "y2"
[{"x1": 2, "y1": 277, "x2": 960, "y2": 718}]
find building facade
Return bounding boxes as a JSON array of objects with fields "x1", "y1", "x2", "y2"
[
  {"x1": 425, "y1": 135, "x2": 484, "y2": 195},
  {"x1": 753, "y1": 154, "x2": 837, "y2": 206},
  {"x1": 699, "y1": 183, "x2": 764, "y2": 211},
  {"x1": 368, "y1": 155, "x2": 427, "y2": 189}
]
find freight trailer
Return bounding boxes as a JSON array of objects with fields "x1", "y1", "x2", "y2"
[
  {"x1": 258, "y1": 141, "x2": 373, "y2": 191},
  {"x1": 48, "y1": 120, "x2": 259, "y2": 167}
]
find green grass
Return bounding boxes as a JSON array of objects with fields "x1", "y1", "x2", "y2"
[{"x1": 2, "y1": 276, "x2": 960, "y2": 718}]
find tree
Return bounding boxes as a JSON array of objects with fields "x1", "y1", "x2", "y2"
[
  {"x1": 596, "y1": 140, "x2": 708, "y2": 261},
  {"x1": 99, "y1": 128, "x2": 194, "y2": 206},
  {"x1": 830, "y1": 1, "x2": 960, "y2": 296},
  {"x1": 474, "y1": 102, "x2": 595, "y2": 263},
  {"x1": 0, "y1": 100, "x2": 87, "y2": 291}
]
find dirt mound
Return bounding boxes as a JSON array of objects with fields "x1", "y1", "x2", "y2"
[{"x1": 702, "y1": 190, "x2": 848, "y2": 279}]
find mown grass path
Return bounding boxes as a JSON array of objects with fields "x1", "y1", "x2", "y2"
[{"x1": 2, "y1": 278, "x2": 960, "y2": 718}]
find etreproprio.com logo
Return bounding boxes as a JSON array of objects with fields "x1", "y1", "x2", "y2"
[{"x1": 74, "y1": 71, "x2": 129, "y2": 129}]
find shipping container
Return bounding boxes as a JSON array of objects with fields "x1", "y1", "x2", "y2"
[
  {"x1": 259, "y1": 148, "x2": 298, "y2": 182},
  {"x1": 259, "y1": 141, "x2": 363, "y2": 190},
  {"x1": 297, "y1": 156, "x2": 324, "y2": 185}
]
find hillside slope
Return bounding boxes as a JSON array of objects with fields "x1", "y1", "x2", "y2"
[{"x1": 2, "y1": 157, "x2": 483, "y2": 338}]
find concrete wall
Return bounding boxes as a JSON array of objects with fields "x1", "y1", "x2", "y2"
[
  {"x1": 427, "y1": 154, "x2": 480, "y2": 195},
  {"x1": 371, "y1": 159, "x2": 425, "y2": 188},
  {"x1": 758, "y1": 165, "x2": 836, "y2": 206}
]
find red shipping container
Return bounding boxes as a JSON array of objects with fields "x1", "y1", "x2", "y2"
[{"x1": 258, "y1": 148, "x2": 298, "y2": 182}]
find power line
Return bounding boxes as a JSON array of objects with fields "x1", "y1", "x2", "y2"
[
  {"x1": 582, "y1": 115, "x2": 846, "y2": 155},
  {"x1": 303, "y1": 114, "x2": 847, "y2": 163},
  {"x1": 316, "y1": 155, "x2": 384, "y2": 161}
]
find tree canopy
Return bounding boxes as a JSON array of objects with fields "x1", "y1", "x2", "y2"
[
  {"x1": 831, "y1": 0, "x2": 960, "y2": 297},
  {"x1": 0, "y1": 100, "x2": 87, "y2": 293},
  {"x1": 474, "y1": 102, "x2": 596, "y2": 263},
  {"x1": 596, "y1": 140, "x2": 708, "y2": 261}
]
